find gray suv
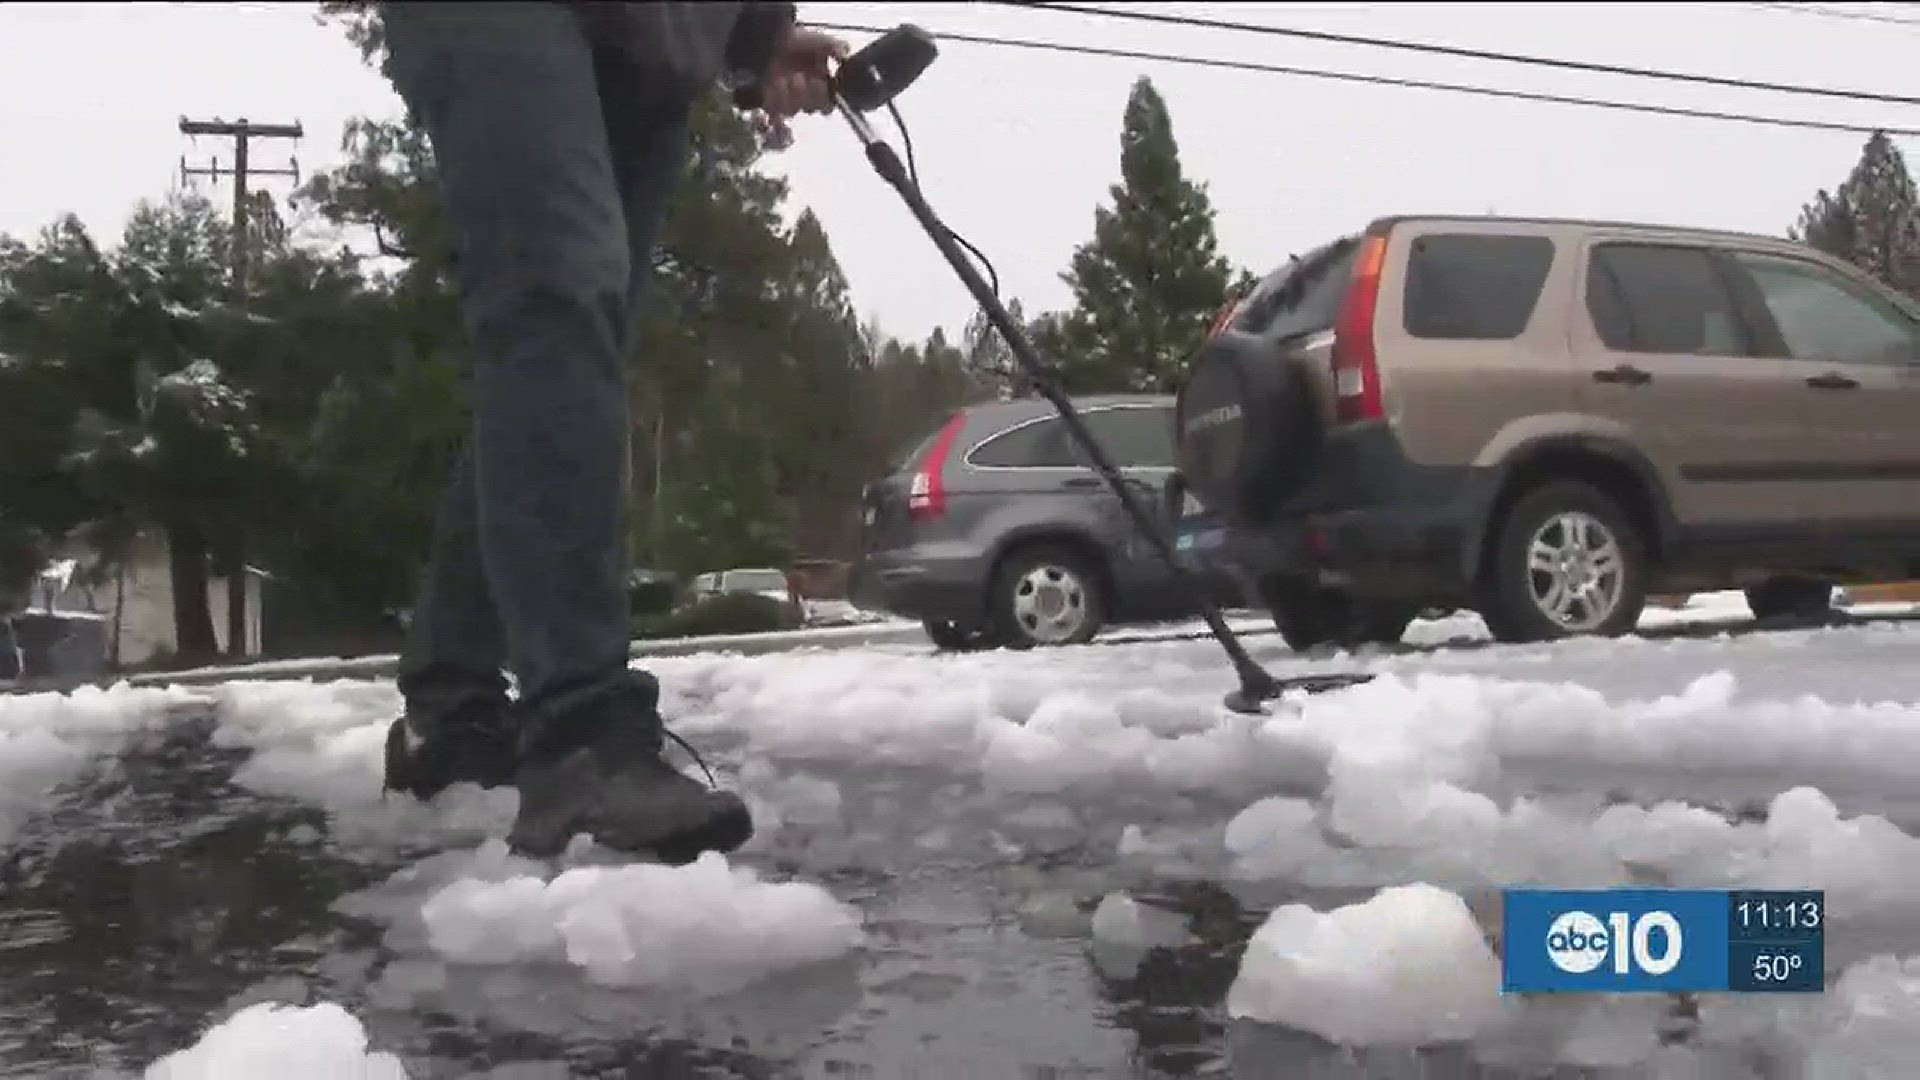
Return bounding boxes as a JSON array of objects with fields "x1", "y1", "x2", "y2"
[{"x1": 852, "y1": 395, "x2": 1245, "y2": 649}]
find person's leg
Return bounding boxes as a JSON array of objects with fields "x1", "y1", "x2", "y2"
[
  {"x1": 389, "y1": 5, "x2": 632, "y2": 728},
  {"x1": 385, "y1": 447, "x2": 517, "y2": 801},
  {"x1": 506, "y1": 46, "x2": 753, "y2": 861},
  {"x1": 566, "y1": 44, "x2": 698, "y2": 743},
  {"x1": 380, "y1": 1, "x2": 750, "y2": 859}
]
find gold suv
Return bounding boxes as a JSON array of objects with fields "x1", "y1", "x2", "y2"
[{"x1": 1172, "y1": 215, "x2": 1920, "y2": 648}]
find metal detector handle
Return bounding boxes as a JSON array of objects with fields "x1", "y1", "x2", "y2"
[
  {"x1": 833, "y1": 76, "x2": 1279, "y2": 703},
  {"x1": 831, "y1": 25, "x2": 939, "y2": 115}
]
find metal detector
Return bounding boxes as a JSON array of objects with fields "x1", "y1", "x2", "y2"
[{"x1": 828, "y1": 26, "x2": 1375, "y2": 714}]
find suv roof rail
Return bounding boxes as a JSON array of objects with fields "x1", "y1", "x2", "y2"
[{"x1": 1366, "y1": 213, "x2": 1793, "y2": 248}]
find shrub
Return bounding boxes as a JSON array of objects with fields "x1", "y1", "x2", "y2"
[
  {"x1": 633, "y1": 591, "x2": 798, "y2": 640},
  {"x1": 627, "y1": 576, "x2": 680, "y2": 619}
]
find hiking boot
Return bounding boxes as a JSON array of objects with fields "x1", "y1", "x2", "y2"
[
  {"x1": 506, "y1": 690, "x2": 752, "y2": 864},
  {"x1": 383, "y1": 705, "x2": 520, "y2": 802}
]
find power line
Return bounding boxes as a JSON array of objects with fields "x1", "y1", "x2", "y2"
[
  {"x1": 811, "y1": 21, "x2": 1920, "y2": 138},
  {"x1": 999, "y1": 1, "x2": 1920, "y2": 109},
  {"x1": 1750, "y1": 2, "x2": 1920, "y2": 28}
]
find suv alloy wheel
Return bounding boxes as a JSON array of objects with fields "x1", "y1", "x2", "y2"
[{"x1": 1479, "y1": 480, "x2": 1649, "y2": 643}]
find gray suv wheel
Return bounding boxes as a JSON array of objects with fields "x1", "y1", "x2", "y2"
[{"x1": 990, "y1": 544, "x2": 1107, "y2": 648}]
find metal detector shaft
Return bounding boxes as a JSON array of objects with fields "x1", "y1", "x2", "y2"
[{"x1": 837, "y1": 100, "x2": 1279, "y2": 699}]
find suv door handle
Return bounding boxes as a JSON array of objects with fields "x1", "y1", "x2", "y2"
[
  {"x1": 1061, "y1": 476, "x2": 1105, "y2": 489},
  {"x1": 1806, "y1": 372, "x2": 1859, "y2": 390},
  {"x1": 1592, "y1": 364, "x2": 1653, "y2": 386}
]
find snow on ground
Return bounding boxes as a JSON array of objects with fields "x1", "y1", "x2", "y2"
[
  {"x1": 0, "y1": 681, "x2": 211, "y2": 848},
  {"x1": 142, "y1": 1001, "x2": 408, "y2": 1080},
  {"x1": 335, "y1": 838, "x2": 865, "y2": 996},
  {"x1": 800, "y1": 598, "x2": 892, "y2": 627},
  {"x1": 1226, "y1": 883, "x2": 1505, "y2": 1047},
  {"x1": 16, "y1": 592, "x2": 1920, "y2": 1073}
]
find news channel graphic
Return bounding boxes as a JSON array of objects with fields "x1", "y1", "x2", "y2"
[{"x1": 1501, "y1": 888, "x2": 1823, "y2": 994}]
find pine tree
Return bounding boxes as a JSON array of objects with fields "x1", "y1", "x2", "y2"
[
  {"x1": 1792, "y1": 131, "x2": 1920, "y2": 296},
  {"x1": 1054, "y1": 77, "x2": 1241, "y2": 394},
  {"x1": 962, "y1": 300, "x2": 1034, "y2": 399}
]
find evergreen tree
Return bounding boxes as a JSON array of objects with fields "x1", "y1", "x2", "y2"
[
  {"x1": 963, "y1": 301, "x2": 1040, "y2": 400},
  {"x1": 1054, "y1": 77, "x2": 1240, "y2": 394},
  {"x1": 1792, "y1": 131, "x2": 1920, "y2": 296},
  {"x1": 0, "y1": 509, "x2": 41, "y2": 609},
  {"x1": 308, "y1": 0, "x2": 1004, "y2": 579},
  {"x1": 0, "y1": 195, "x2": 308, "y2": 660}
]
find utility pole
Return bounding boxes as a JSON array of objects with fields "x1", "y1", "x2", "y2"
[{"x1": 178, "y1": 116, "x2": 303, "y2": 659}]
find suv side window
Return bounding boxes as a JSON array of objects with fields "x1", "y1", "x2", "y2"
[
  {"x1": 1402, "y1": 233, "x2": 1556, "y2": 340},
  {"x1": 968, "y1": 416, "x2": 1077, "y2": 468},
  {"x1": 1586, "y1": 243, "x2": 1749, "y2": 356},
  {"x1": 1730, "y1": 252, "x2": 1920, "y2": 367},
  {"x1": 1072, "y1": 406, "x2": 1176, "y2": 468}
]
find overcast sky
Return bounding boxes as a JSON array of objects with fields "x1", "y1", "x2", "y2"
[{"x1": 2, "y1": 2, "x2": 1915, "y2": 346}]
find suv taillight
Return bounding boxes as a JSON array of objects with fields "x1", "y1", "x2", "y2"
[
  {"x1": 908, "y1": 411, "x2": 967, "y2": 521},
  {"x1": 1205, "y1": 297, "x2": 1243, "y2": 342},
  {"x1": 1331, "y1": 233, "x2": 1388, "y2": 424}
]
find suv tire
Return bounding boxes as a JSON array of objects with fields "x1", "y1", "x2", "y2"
[
  {"x1": 922, "y1": 619, "x2": 1000, "y2": 652},
  {"x1": 1745, "y1": 578, "x2": 1834, "y2": 627},
  {"x1": 989, "y1": 543, "x2": 1108, "y2": 649},
  {"x1": 1479, "y1": 480, "x2": 1648, "y2": 643},
  {"x1": 1264, "y1": 580, "x2": 1416, "y2": 652},
  {"x1": 1177, "y1": 347, "x2": 1325, "y2": 520}
]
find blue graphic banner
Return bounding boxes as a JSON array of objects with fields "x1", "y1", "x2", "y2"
[{"x1": 1501, "y1": 888, "x2": 1823, "y2": 993}]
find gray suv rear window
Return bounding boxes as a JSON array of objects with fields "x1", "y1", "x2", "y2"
[
  {"x1": 970, "y1": 417, "x2": 1074, "y2": 467},
  {"x1": 1402, "y1": 233, "x2": 1556, "y2": 340},
  {"x1": 969, "y1": 406, "x2": 1175, "y2": 468},
  {"x1": 1074, "y1": 407, "x2": 1175, "y2": 468}
]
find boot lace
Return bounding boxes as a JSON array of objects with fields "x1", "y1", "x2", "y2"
[{"x1": 663, "y1": 726, "x2": 718, "y2": 787}]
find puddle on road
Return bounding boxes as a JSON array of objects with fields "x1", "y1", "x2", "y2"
[{"x1": 0, "y1": 710, "x2": 1213, "y2": 1077}]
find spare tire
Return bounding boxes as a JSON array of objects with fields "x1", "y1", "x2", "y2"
[{"x1": 1176, "y1": 334, "x2": 1324, "y2": 521}]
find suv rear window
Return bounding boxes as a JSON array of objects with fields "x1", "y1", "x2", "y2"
[
  {"x1": 1402, "y1": 233, "x2": 1555, "y2": 340},
  {"x1": 1232, "y1": 236, "x2": 1360, "y2": 341},
  {"x1": 968, "y1": 406, "x2": 1174, "y2": 468},
  {"x1": 1073, "y1": 406, "x2": 1175, "y2": 468},
  {"x1": 969, "y1": 416, "x2": 1075, "y2": 467}
]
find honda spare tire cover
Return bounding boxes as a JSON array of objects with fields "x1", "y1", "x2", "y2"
[{"x1": 1177, "y1": 340, "x2": 1324, "y2": 520}]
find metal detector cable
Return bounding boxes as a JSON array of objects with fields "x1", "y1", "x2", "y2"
[{"x1": 885, "y1": 99, "x2": 1002, "y2": 299}]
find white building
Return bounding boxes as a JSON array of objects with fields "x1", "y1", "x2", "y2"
[{"x1": 27, "y1": 532, "x2": 265, "y2": 668}]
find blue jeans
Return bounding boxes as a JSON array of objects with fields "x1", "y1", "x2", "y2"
[{"x1": 382, "y1": 2, "x2": 691, "y2": 755}]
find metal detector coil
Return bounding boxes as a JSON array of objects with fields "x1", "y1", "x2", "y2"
[{"x1": 829, "y1": 26, "x2": 1375, "y2": 713}]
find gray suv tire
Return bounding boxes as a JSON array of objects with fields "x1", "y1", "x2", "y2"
[
  {"x1": 1264, "y1": 580, "x2": 1415, "y2": 652},
  {"x1": 1745, "y1": 578, "x2": 1834, "y2": 626},
  {"x1": 989, "y1": 543, "x2": 1108, "y2": 648},
  {"x1": 922, "y1": 619, "x2": 998, "y2": 652}
]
